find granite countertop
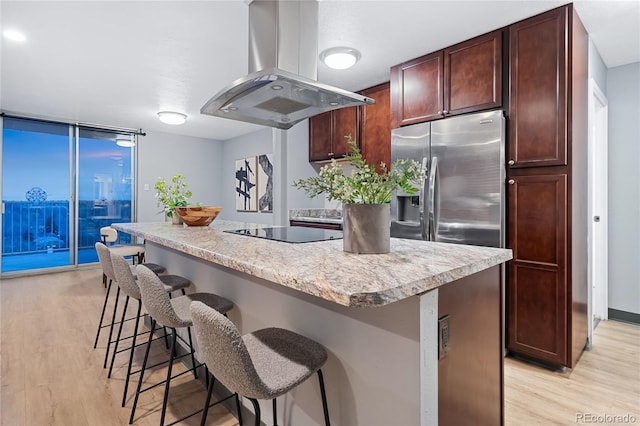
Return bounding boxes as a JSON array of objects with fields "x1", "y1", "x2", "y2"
[
  {"x1": 113, "y1": 220, "x2": 512, "y2": 308},
  {"x1": 289, "y1": 208, "x2": 342, "y2": 225}
]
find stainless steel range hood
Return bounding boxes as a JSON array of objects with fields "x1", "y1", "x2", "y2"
[{"x1": 200, "y1": 0, "x2": 375, "y2": 130}]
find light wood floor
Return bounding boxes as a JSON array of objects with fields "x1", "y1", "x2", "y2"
[{"x1": 1, "y1": 268, "x2": 639, "y2": 425}]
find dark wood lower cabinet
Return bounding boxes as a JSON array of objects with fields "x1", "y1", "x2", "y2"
[
  {"x1": 507, "y1": 173, "x2": 568, "y2": 366},
  {"x1": 439, "y1": 267, "x2": 502, "y2": 425},
  {"x1": 289, "y1": 220, "x2": 342, "y2": 231}
]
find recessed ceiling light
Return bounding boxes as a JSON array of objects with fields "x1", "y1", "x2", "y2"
[
  {"x1": 157, "y1": 111, "x2": 187, "y2": 125},
  {"x1": 115, "y1": 136, "x2": 135, "y2": 148},
  {"x1": 320, "y1": 47, "x2": 361, "y2": 70},
  {"x1": 3, "y1": 29, "x2": 26, "y2": 42}
]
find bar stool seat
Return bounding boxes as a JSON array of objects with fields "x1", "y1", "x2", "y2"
[{"x1": 190, "y1": 301, "x2": 331, "y2": 426}]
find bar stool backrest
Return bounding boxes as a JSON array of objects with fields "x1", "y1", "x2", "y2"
[
  {"x1": 96, "y1": 242, "x2": 117, "y2": 283},
  {"x1": 136, "y1": 265, "x2": 190, "y2": 328},
  {"x1": 100, "y1": 226, "x2": 119, "y2": 243},
  {"x1": 190, "y1": 300, "x2": 271, "y2": 399},
  {"x1": 110, "y1": 252, "x2": 141, "y2": 300}
]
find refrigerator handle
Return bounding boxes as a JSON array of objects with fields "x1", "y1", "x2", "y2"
[
  {"x1": 419, "y1": 157, "x2": 429, "y2": 240},
  {"x1": 428, "y1": 156, "x2": 438, "y2": 241}
]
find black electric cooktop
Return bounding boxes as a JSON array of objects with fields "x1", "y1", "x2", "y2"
[{"x1": 224, "y1": 226, "x2": 342, "y2": 243}]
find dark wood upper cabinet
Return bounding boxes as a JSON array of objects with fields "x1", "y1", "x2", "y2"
[
  {"x1": 309, "y1": 83, "x2": 390, "y2": 166},
  {"x1": 444, "y1": 30, "x2": 502, "y2": 116},
  {"x1": 391, "y1": 51, "x2": 443, "y2": 128},
  {"x1": 391, "y1": 30, "x2": 502, "y2": 128},
  {"x1": 508, "y1": 6, "x2": 568, "y2": 168},
  {"x1": 360, "y1": 82, "x2": 391, "y2": 171},
  {"x1": 309, "y1": 106, "x2": 359, "y2": 162}
]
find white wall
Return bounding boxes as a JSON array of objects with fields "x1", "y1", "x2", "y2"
[
  {"x1": 136, "y1": 130, "x2": 224, "y2": 222},
  {"x1": 285, "y1": 120, "x2": 325, "y2": 210},
  {"x1": 606, "y1": 62, "x2": 640, "y2": 315},
  {"x1": 588, "y1": 39, "x2": 607, "y2": 94},
  {"x1": 220, "y1": 127, "x2": 274, "y2": 224},
  {"x1": 219, "y1": 120, "x2": 323, "y2": 224}
]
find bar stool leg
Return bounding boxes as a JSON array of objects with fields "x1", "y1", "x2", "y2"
[
  {"x1": 103, "y1": 286, "x2": 121, "y2": 368},
  {"x1": 236, "y1": 394, "x2": 243, "y2": 425},
  {"x1": 108, "y1": 295, "x2": 130, "y2": 378},
  {"x1": 200, "y1": 373, "x2": 216, "y2": 426},
  {"x1": 249, "y1": 398, "x2": 260, "y2": 426},
  {"x1": 93, "y1": 279, "x2": 113, "y2": 348},
  {"x1": 129, "y1": 319, "x2": 156, "y2": 425},
  {"x1": 121, "y1": 300, "x2": 142, "y2": 407},
  {"x1": 186, "y1": 326, "x2": 198, "y2": 379},
  {"x1": 160, "y1": 328, "x2": 178, "y2": 426},
  {"x1": 317, "y1": 369, "x2": 331, "y2": 426},
  {"x1": 272, "y1": 399, "x2": 278, "y2": 425}
]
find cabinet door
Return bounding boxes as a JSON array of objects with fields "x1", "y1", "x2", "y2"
[
  {"x1": 331, "y1": 106, "x2": 360, "y2": 158},
  {"x1": 391, "y1": 51, "x2": 443, "y2": 127},
  {"x1": 361, "y1": 83, "x2": 391, "y2": 172},
  {"x1": 508, "y1": 7, "x2": 568, "y2": 168},
  {"x1": 444, "y1": 30, "x2": 502, "y2": 116},
  {"x1": 507, "y1": 174, "x2": 567, "y2": 366},
  {"x1": 309, "y1": 111, "x2": 333, "y2": 161}
]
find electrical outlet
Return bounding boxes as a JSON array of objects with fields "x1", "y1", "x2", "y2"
[
  {"x1": 438, "y1": 315, "x2": 450, "y2": 359},
  {"x1": 143, "y1": 184, "x2": 149, "y2": 191}
]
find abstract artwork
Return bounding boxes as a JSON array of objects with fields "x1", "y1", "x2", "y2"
[
  {"x1": 257, "y1": 154, "x2": 273, "y2": 212},
  {"x1": 235, "y1": 157, "x2": 258, "y2": 211}
]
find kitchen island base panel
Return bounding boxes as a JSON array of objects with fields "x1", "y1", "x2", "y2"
[
  {"x1": 146, "y1": 242, "x2": 422, "y2": 426},
  {"x1": 144, "y1": 242, "x2": 503, "y2": 425}
]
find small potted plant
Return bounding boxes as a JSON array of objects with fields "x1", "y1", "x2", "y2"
[
  {"x1": 154, "y1": 174, "x2": 193, "y2": 224},
  {"x1": 293, "y1": 136, "x2": 423, "y2": 253}
]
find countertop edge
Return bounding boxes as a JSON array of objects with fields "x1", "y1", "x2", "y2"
[{"x1": 114, "y1": 222, "x2": 512, "y2": 308}]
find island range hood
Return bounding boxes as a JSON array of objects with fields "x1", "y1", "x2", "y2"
[{"x1": 200, "y1": 0, "x2": 375, "y2": 130}]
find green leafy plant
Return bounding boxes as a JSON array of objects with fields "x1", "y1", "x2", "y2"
[
  {"x1": 154, "y1": 174, "x2": 193, "y2": 217},
  {"x1": 293, "y1": 135, "x2": 424, "y2": 204}
]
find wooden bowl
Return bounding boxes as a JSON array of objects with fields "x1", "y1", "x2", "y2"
[{"x1": 174, "y1": 206, "x2": 222, "y2": 226}]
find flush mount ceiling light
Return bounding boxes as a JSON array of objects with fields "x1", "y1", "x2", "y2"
[
  {"x1": 115, "y1": 136, "x2": 135, "y2": 148},
  {"x1": 157, "y1": 111, "x2": 187, "y2": 125},
  {"x1": 3, "y1": 29, "x2": 27, "y2": 42},
  {"x1": 320, "y1": 47, "x2": 361, "y2": 70}
]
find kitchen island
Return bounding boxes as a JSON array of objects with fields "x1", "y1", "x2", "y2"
[{"x1": 113, "y1": 220, "x2": 512, "y2": 425}]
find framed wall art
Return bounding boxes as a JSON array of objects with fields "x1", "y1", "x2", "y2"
[{"x1": 235, "y1": 157, "x2": 258, "y2": 211}]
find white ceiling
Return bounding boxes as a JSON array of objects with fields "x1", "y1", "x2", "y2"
[{"x1": 1, "y1": 0, "x2": 638, "y2": 141}]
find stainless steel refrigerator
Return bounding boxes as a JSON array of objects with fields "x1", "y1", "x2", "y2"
[{"x1": 390, "y1": 109, "x2": 506, "y2": 248}]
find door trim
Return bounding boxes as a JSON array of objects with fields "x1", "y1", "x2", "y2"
[{"x1": 587, "y1": 78, "x2": 609, "y2": 345}]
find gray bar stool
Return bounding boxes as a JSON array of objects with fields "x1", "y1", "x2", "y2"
[
  {"x1": 190, "y1": 300, "x2": 331, "y2": 426},
  {"x1": 131, "y1": 265, "x2": 235, "y2": 426},
  {"x1": 93, "y1": 243, "x2": 190, "y2": 370},
  {"x1": 109, "y1": 251, "x2": 192, "y2": 407}
]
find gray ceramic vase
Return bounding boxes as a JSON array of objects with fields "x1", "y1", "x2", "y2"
[{"x1": 342, "y1": 203, "x2": 391, "y2": 254}]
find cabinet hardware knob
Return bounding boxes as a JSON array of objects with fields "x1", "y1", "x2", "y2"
[
  {"x1": 443, "y1": 110, "x2": 449, "y2": 114},
  {"x1": 328, "y1": 152, "x2": 334, "y2": 156},
  {"x1": 508, "y1": 179, "x2": 515, "y2": 185},
  {"x1": 508, "y1": 160, "x2": 515, "y2": 166}
]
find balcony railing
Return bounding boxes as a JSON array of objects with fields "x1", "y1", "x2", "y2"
[{"x1": 2, "y1": 200, "x2": 132, "y2": 256}]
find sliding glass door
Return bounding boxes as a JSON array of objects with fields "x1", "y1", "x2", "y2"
[
  {"x1": 1, "y1": 118, "x2": 73, "y2": 272},
  {"x1": 1, "y1": 117, "x2": 137, "y2": 273},
  {"x1": 77, "y1": 129, "x2": 135, "y2": 264}
]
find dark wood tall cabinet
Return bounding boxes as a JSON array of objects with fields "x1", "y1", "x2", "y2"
[
  {"x1": 506, "y1": 4, "x2": 589, "y2": 368},
  {"x1": 360, "y1": 82, "x2": 391, "y2": 171}
]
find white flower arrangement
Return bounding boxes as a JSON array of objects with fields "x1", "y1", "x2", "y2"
[{"x1": 293, "y1": 135, "x2": 423, "y2": 204}]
